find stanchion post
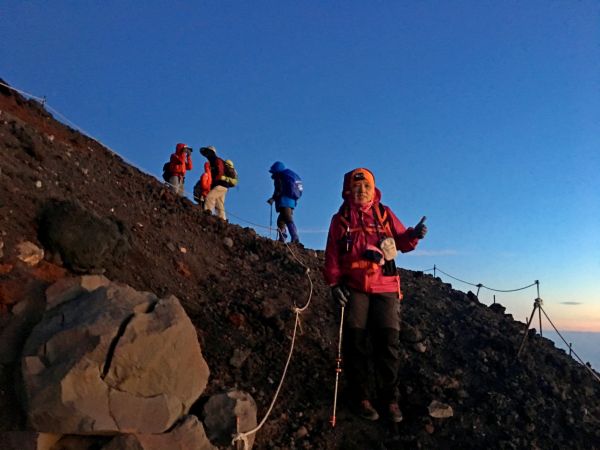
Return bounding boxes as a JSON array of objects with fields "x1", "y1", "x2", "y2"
[{"x1": 517, "y1": 298, "x2": 543, "y2": 359}]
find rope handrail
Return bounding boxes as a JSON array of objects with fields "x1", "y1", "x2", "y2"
[
  {"x1": 434, "y1": 266, "x2": 538, "y2": 293},
  {"x1": 430, "y1": 263, "x2": 599, "y2": 384},
  {"x1": 232, "y1": 240, "x2": 313, "y2": 448},
  {"x1": 539, "y1": 306, "x2": 600, "y2": 383},
  {"x1": 0, "y1": 80, "x2": 46, "y2": 102}
]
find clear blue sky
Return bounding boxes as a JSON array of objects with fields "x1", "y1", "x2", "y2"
[{"x1": 1, "y1": 1, "x2": 599, "y2": 332}]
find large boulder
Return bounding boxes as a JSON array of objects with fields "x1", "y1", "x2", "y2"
[
  {"x1": 21, "y1": 278, "x2": 210, "y2": 434},
  {"x1": 102, "y1": 415, "x2": 217, "y2": 450},
  {"x1": 37, "y1": 200, "x2": 130, "y2": 273}
]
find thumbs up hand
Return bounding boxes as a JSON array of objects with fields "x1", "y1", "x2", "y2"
[{"x1": 414, "y1": 216, "x2": 427, "y2": 239}]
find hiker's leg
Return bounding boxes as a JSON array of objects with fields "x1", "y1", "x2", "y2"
[
  {"x1": 204, "y1": 187, "x2": 218, "y2": 213},
  {"x1": 214, "y1": 186, "x2": 228, "y2": 220},
  {"x1": 169, "y1": 176, "x2": 183, "y2": 196},
  {"x1": 276, "y1": 209, "x2": 288, "y2": 242},
  {"x1": 370, "y1": 292, "x2": 401, "y2": 403},
  {"x1": 344, "y1": 289, "x2": 371, "y2": 402},
  {"x1": 281, "y1": 208, "x2": 299, "y2": 243}
]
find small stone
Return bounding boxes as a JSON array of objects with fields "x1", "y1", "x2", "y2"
[
  {"x1": 179, "y1": 247, "x2": 187, "y2": 254},
  {"x1": 428, "y1": 400, "x2": 453, "y2": 419},
  {"x1": 295, "y1": 426, "x2": 309, "y2": 439},
  {"x1": 0, "y1": 239, "x2": 4, "y2": 258},
  {"x1": 425, "y1": 422, "x2": 435, "y2": 434},
  {"x1": 167, "y1": 242, "x2": 176, "y2": 252},
  {"x1": 223, "y1": 237, "x2": 234, "y2": 248},
  {"x1": 16, "y1": 241, "x2": 44, "y2": 266},
  {"x1": 413, "y1": 342, "x2": 427, "y2": 353},
  {"x1": 35, "y1": 180, "x2": 42, "y2": 188},
  {"x1": 230, "y1": 348, "x2": 251, "y2": 369}
]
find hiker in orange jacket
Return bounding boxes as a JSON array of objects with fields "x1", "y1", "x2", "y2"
[
  {"x1": 323, "y1": 167, "x2": 427, "y2": 423},
  {"x1": 168, "y1": 143, "x2": 193, "y2": 195},
  {"x1": 193, "y1": 162, "x2": 212, "y2": 207}
]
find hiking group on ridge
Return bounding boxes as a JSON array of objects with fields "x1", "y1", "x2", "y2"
[
  {"x1": 162, "y1": 143, "x2": 302, "y2": 244},
  {"x1": 163, "y1": 147, "x2": 430, "y2": 424}
]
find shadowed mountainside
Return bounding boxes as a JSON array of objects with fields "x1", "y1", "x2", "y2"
[{"x1": 1, "y1": 79, "x2": 599, "y2": 449}]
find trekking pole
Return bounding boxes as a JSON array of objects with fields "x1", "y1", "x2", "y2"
[
  {"x1": 269, "y1": 203, "x2": 273, "y2": 239},
  {"x1": 330, "y1": 306, "x2": 345, "y2": 427}
]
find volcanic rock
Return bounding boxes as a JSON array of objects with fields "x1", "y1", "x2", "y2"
[
  {"x1": 21, "y1": 278, "x2": 209, "y2": 434},
  {"x1": 37, "y1": 199, "x2": 130, "y2": 273},
  {"x1": 202, "y1": 390, "x2": 258, "y2": 448},
  {"x1": 102, "y1": 415, "x2": 216, "y2": 450}
]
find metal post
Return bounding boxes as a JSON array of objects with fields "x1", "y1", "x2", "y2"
[
  {"x1": 493, "y1": 295, "x2": 496, "y2": 304},
  {"x1": 517, "y1": 301, "x2": 539, "y2": 358},
  {"x1": 476, "y1": 283, "x2": 482, "y2": 299},
  {"x1": 538, "y1": 304, "x2": 543, "y2": 337},
  {"x1": 569, "y1": 343, "x2": 572, "y2": 357},
  {"x1": 433, "y1": 264, "x2": 436, "y2": 277}
]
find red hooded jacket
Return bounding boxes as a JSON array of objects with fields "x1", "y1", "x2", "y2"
[
  {"x1": 169, "y1": 143, "x2": 193, "y2": 177},
  {"x1": 323, "y1": 185, "x2": 419, "y2": 296}
]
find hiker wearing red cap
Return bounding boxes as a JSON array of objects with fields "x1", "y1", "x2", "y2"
[
  {"x1": 168, "y1": 143, "x2": 193, "y2": 195},
  {"x1": 323, "y1": 168, "x2": 427, "y2": 423}
]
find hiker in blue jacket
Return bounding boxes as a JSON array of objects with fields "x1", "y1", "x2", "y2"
[{"x1": 267, "y1": 161, "x2": 303, "y2": 244}]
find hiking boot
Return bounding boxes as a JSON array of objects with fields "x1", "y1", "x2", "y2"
[
  {"x1": 357, "y1": 400, "x2": 379, "y2": 421},
  {"x1": 387, "y1": 402, "x2": 403, "y2": 423}
]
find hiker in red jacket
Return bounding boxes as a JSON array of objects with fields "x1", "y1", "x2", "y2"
[
  {"x1": 323, "y1": 167, "x2": 427, "y2": 423},
  {"x1": 168, "y1": 143, "x2": 193, "y2": 195},
  {"x1": 193, "y1": 162, "x2": 212, "y2": 207}
]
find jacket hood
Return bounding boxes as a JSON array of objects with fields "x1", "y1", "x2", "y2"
[
  {"x1": 175, "y1": 143, "x2": 188, "y2": 155},
  {"x1": 269, "y1": 161, "x2": 285, "y2": 173}
]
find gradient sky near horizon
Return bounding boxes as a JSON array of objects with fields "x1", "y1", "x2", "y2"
[{"x1": 1, "y1": 1, "x2": 599, "y2": 332}]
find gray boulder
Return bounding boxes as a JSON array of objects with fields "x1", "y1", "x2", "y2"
[
  {"x1": 102, "y1": 415, "x2": 217, "y2": 450},
  {"x1": 202, "y1": 390, "x2": 257, "y2": 448},
  {"x1": 21, "y1": 278, "x2": 210, "y2": 434}
]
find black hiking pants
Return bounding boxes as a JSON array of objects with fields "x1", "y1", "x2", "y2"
[{"x1": 343, "y1": 289, "x2": 401, "y2": 404}]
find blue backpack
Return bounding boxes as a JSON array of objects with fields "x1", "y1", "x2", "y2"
[{"x1": 280, "y1": 169, "x2": 303, "y2": 200}]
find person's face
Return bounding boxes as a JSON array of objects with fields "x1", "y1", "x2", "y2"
[{"x1": 351, "y1": 179, "x2": 374, "y2": 205}]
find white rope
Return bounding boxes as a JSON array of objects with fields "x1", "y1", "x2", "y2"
[
  {"x1": 0, "y1": 81, "x2": 46, "y2": 102},
  {"x1": 232, "y1": 240, "x2": 314, "y2": 448},
  {"x1": 431, "y1": 263, "x2": 599, "y2": 384}
]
